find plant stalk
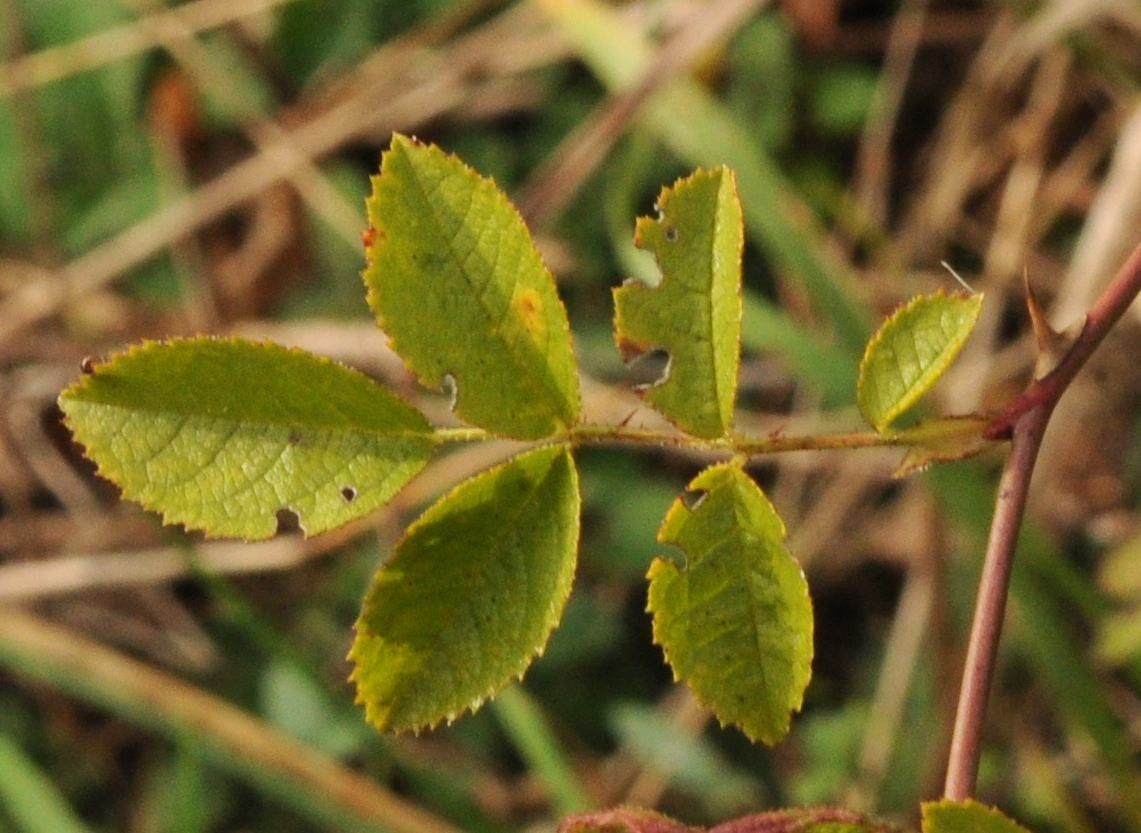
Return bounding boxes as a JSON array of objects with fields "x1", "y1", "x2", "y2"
[
  {"x1": 943, "y1": 404, "x2": 1049, "y2": 800},
  {"x1": 438, "y1": 423, "x2": 906, "y2": 455},
  {"x1": 944, "y1": 239, "x2": 1141, "y2": 799}
]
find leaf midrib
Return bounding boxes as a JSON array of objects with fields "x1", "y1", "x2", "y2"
[{"x1": 66, "y1": 397, "x2": 435, "y2": 442}]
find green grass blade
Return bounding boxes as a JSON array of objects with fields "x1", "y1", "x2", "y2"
[
  {"x1": 492, "y1": 686, "x2": 592, "y2": 814},
  {"x1": 741, "y1": 290, "x2": 858, "y2": 406},
  {"x1": 533, "y1": 0, "x2": 872, "y2": 355},
  {"x1": 0, "y1": 733, "x2": 95, "y2": 833},
  {"x1": 0, "y1": 609, "x2": 459, "y2": 833}
]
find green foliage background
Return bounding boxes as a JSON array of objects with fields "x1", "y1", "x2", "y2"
[{"x1": 1, "y1": 2, "x2": 1139, "y2": 833}]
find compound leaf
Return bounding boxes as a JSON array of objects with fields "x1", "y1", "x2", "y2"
[
  {"x1": 363, "y1": 134, "x2": 581, "y2": 440},
  {"x1": 58, "y1": 338, "x2": 434, "y2": 540},
  {"x1": 857, "y1": 292, "x2": 983, "y2": 432},
  {"x1": 350, "y1": 445, "x2": 580, "y2": 732},
  {"x1": 922, "y1": 800, "x2": 1033, "y2": 833},
  {"x1": 614, "y1": 167, "x2": 743, "y2": 438},
  {"x1": 647, "y1": 461, "x2": 812, "y2": 745}
]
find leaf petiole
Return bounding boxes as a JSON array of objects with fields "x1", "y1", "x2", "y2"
[{"x1": 433, "y1": 422, "x2": 957, "y2": 457}]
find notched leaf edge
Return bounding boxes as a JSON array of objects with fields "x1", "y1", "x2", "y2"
[
  {"x1": 614, "y1": 166, "x2": 743, "y2": 439},
  {"x1": 647, "y1": 461, "x2": 812, "y2": 745}
]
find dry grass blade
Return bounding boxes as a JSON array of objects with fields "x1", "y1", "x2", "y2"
[
  {"x1": 517, "y1": 0, "x2": 769, "y2": 226},
  {"x1": 1056, "y1": 103, "x2": 1141, "y2": 324},
  {"x1": 0, "y1": 0, "x2": 303, "y2": 98},
  {"x1": 0, "y1": 608, "x2": 461, "y2": 833},
  {"x1": 853, "y1": 0, "x2": 929, "y2": 225},
  {"x1": 0, "y1": 523, "x2": 368, "y2": 601},
  {"x1": 0, "y1": 3, "x2": 568, "y2": 347},
  {"x1": 124, "y1": 0, "x2": 363, "y2": 246}
]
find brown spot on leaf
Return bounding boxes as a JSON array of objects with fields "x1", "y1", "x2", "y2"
[
  {"x1": 615, "y1": 334, "x2": 645, "y2": 363},
  {"x1": 515, "y1": 287, "x2": 540, "y2": 316},
  {"x1": 513, "y1": 288, "x2": 545, "y2": 336}
]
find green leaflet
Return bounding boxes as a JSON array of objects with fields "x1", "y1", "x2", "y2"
[
  {"x1": 363, "y1": 134, "x2": 581, "y2": 440},
  {"x1": 921, "y1": 800, "x2": 1033, "y2": 833},
  {"x1": 350, "y1": 445, "x2": 580, "y2": 732},
  {"x1": 0, "y1": 732, "x2": 95, "y2": 833},
  {"x1": 857, "y1": 292, "x2": 983, "y2": 432},
  {"x1": 58, "y1": 338, "x2": 434, "y2": 540},
  {"x1": 647, "y1": 461, "x2": 812, "y2": 745},
  {"x1": 614, "y1": 167, "x2": 743, "y2": 439}
]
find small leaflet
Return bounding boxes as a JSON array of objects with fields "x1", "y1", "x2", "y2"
[
  {"x1": 857, "y1": 292, "x2": 984, "y2": 432},
  {"x1": 349, "y1": 445, "x2": 580, "y2": 733},
  {"x1": 363, "y1": 134, "x2": 581, "y2": 440},
  {"x1": 614, "y1": 167, "x2": 743, "y2": 439},
  {"x1": 58, "y1": 338, "x2": 435, "y2": 540},
  {"x1": 647, "y1": 461, "x2": 812, "y2": 745},
  {"x1": 921, "y1": 800, "x2": 1034, "y2": 833}
]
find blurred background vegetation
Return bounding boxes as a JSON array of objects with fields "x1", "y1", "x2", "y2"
[{"x1": 0, "y1": 1, "x2": 1139, "y2": 831}]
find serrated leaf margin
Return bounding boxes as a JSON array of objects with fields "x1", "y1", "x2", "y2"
[
  {"x1": 857, "y1": 291, "x2": 984, "y2": 432},
  {"x1": 348, "y1": 444, "x2": 581, "y2": 733},
  {"x1": 58, "y1": 337, "x2": 435, "y2": 540},
  {"x1": 647, "y1": 460, "x2": 813, "y2": 745},
  {"x1": 362, "y1": 133, "x2": 582, "y2": 440}
]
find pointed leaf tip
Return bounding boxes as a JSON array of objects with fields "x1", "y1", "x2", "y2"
[
  {"x1": 858, "y1": 291, "x2": 983, "y2": 432},
  {"x1": 58, "y1": 337, "x2": 434, "y2": 540},
  {"x1": 350, "y1": 445, "x2": 580, "y2": 732},
  {"x1": 647, "y1": 461, "x2": 812, "y2": 745},
  {"x1": 363, "y1": 134, "x2": 581, "y2": 440},
  {"x1": 614, "y1": 166, "x2": 743, "y2": 439}
]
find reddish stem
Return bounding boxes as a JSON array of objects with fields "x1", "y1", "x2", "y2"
[
  {"x1": 985, "y1": 241, "x2": 1141, "y2": 439},
  {"x1": 944, "y1": 405, "x2": 1048, "y2": 800},
  {"x1": 944, "y1": 240, "x2": 1141, "y2": 799}
]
